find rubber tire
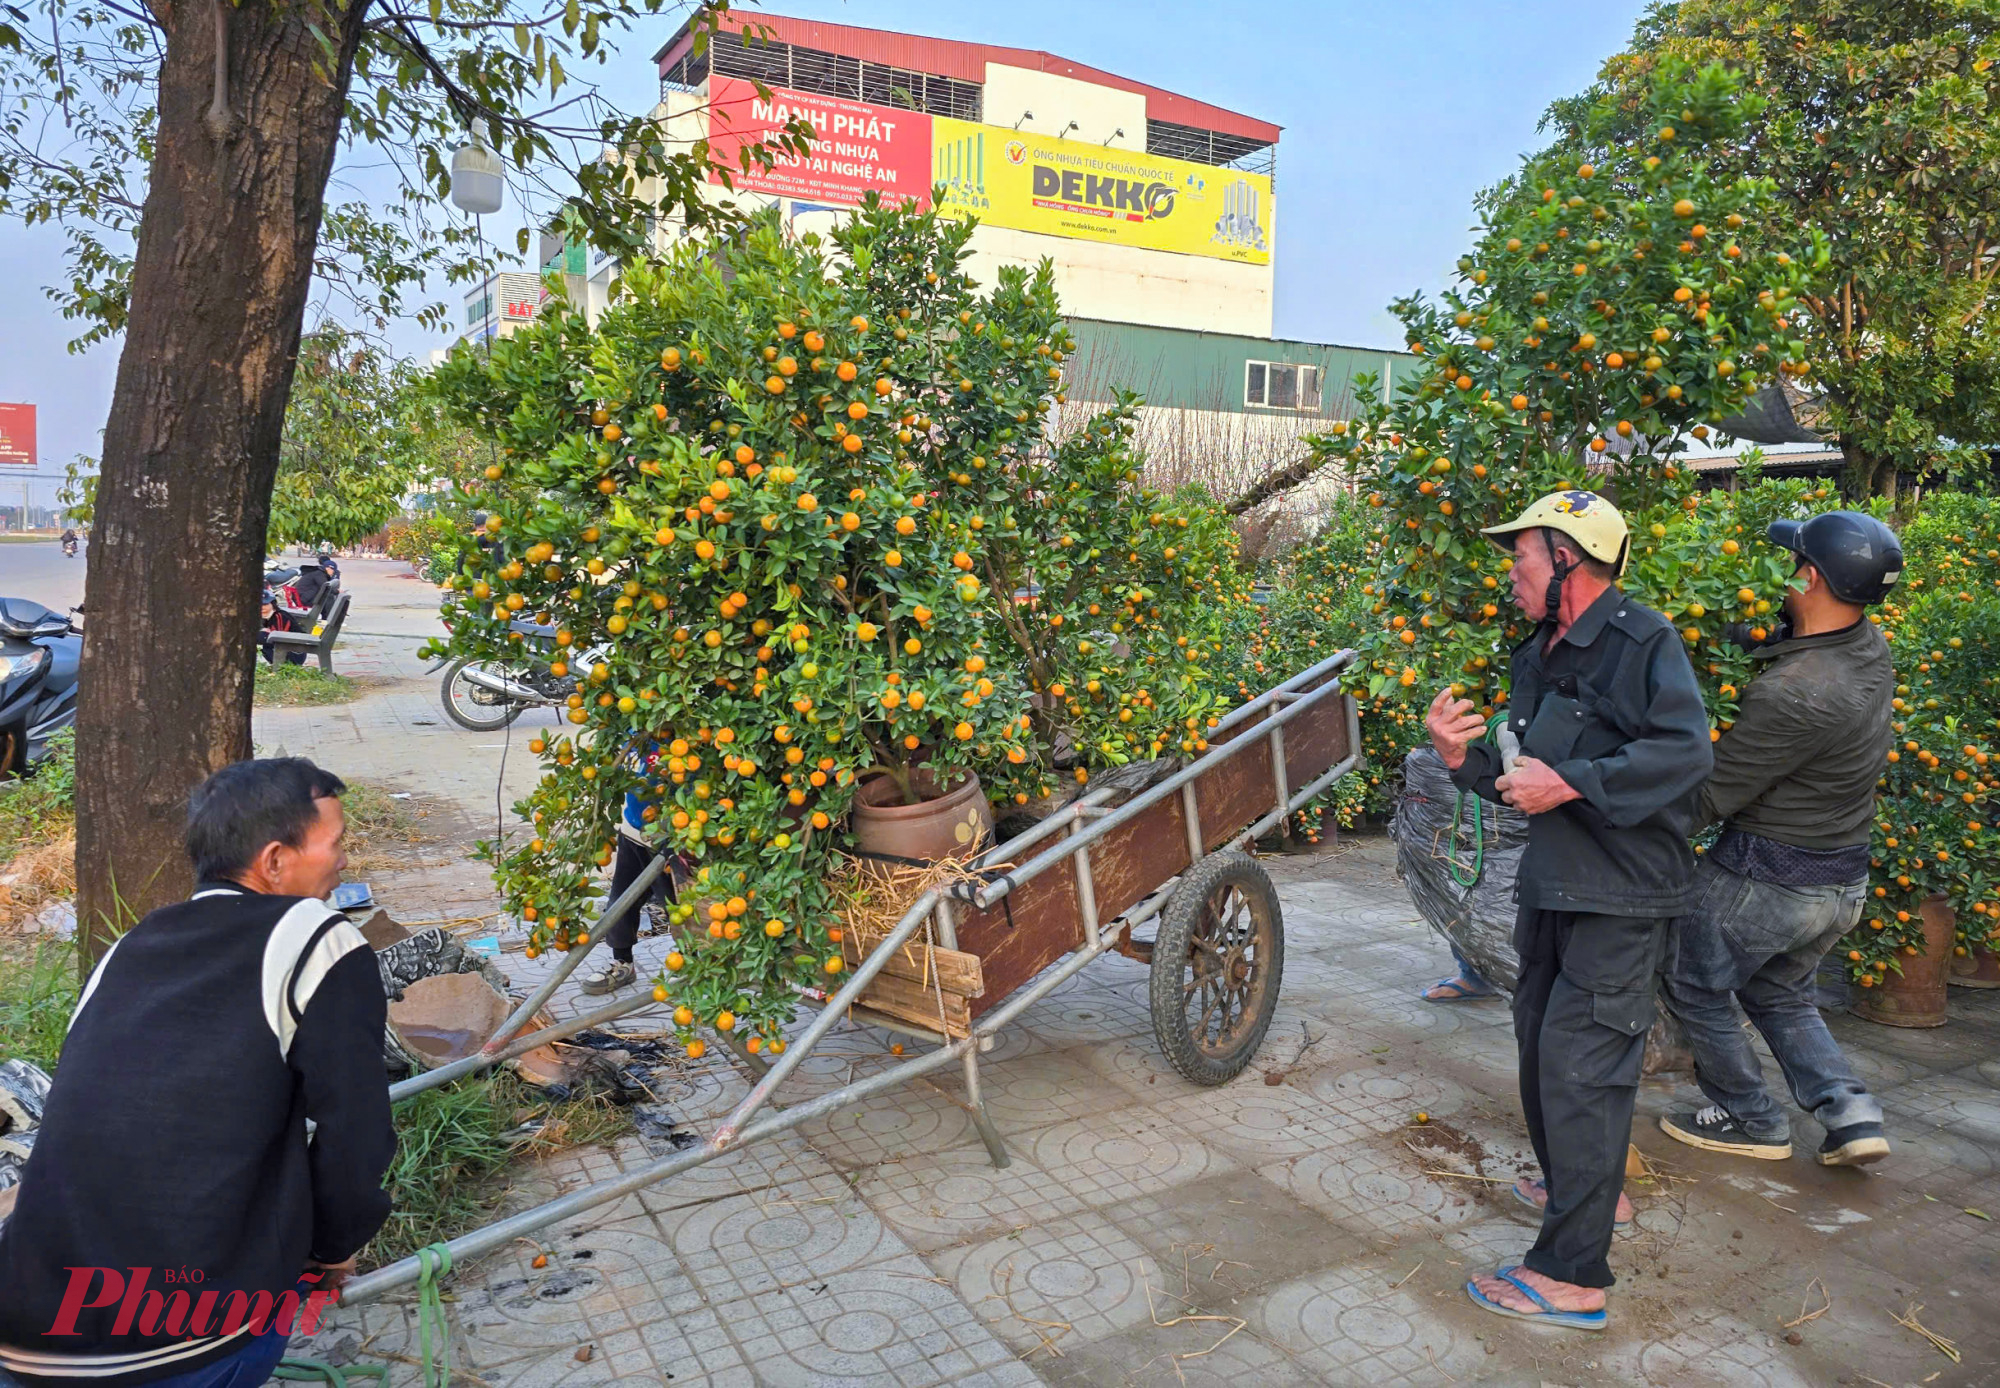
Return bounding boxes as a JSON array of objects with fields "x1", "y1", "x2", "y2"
[
  {"x1": 440, "y1": 657, "x2": 526, "y2": 732},
  {"x1": 1148, "y1": 850, "x2": 1285, "y2": 1086}
]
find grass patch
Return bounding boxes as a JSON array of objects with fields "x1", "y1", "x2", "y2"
[
  {"x1": 0, "y1": 729, "x2": 76, "y2": 863},
  {"x1": 364, "y1": 1072, "x2": 630, "y2": 1268},
  {"x1": 340, "y1": 782, "x2": 435, "y2": 869},
  {"x1": 253, "y1": 663, "x2": 356, "y2": 706},
  {"x1": 0, "y1": 731, "x2": 77, "y2": 925},
  {"x1": 0, "y1": 938, "x2": 78, "y2": 1073}
]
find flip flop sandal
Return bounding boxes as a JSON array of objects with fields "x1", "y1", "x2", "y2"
[
  {"x1": 1420, "y1": 976, "x2": 1498, "y2": 1003},
  {"x1": 1464, "y1": 1266, "x2": 1607, "y2": 1332},
  {"x1": 1512, "y1": 1177, "x2": 1635, "y2": 1229}
]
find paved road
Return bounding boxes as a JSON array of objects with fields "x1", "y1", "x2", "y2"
[{"x1": 0, "y1": 539, "x2": 86, "y2": 612}]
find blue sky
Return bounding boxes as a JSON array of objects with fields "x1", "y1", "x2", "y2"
[{"x1": 0, "y1": 0, "x2": 1650, "y2": 504}]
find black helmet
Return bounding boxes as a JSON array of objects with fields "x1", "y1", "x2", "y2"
[{"x1": 1766, "y1": 511, "x2": 1902, "y2": 605}]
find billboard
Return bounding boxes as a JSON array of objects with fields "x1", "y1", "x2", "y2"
[
  {"x1": 0, "y1": 404, "x2": 33, "y2": 467},
  {"x1": 702, "y1": 79, "x2": 1273, "y2": 265},
  {"x1": 933, "y1": 119, "x2": 1272, "y2": 265},
  {"x1": 706, "y1": 75, "x2": 931, "y2": 208}
]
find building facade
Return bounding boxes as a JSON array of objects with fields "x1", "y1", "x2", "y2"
[
  {"x1": 647, "y1": 11, "x2": 1281, "y2": 336},
  {"x1": 462, "y1": 271, "x2": 551, "y2": 344}
]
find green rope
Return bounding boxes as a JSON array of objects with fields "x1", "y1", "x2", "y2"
[
  {"x1": 1445, "y1": 789, "x2": 1485, "y2": 888},
  {"x1": 1443, "y1": 713, "x2": 1511, "y2": 888},
  {"x1": 415, "y1": 1243, "x2": 455, "y2": 1388}
]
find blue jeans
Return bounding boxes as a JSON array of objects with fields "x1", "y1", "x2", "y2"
[
  {"x1": 1663, "y1": 857, "x2": 1882, "y2": 1139},
  {"x1": 1449, "y1": 945, "x2": 1494, "y2": 992}
]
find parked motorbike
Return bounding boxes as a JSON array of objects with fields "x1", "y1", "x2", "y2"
[
  {"x1": 0, "y1": 599, "x2": 81, "y2": 774},
  {"x1": 432, "y1": 617, "x2": 607, "y2": 732}
]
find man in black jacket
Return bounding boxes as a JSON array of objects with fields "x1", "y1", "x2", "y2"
[
  {"x1": 0, "y1": 759, "x2": 393, "y2": 1387},
  {"x1": 1429, "y1": 490, "x2": 1713, "y2": 1331},
  {"x1": 1659, "y1": 512, "x2": 1900, "y2": 1167}
]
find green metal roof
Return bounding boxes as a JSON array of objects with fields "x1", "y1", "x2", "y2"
[{"x1": 1061, "y1": 317, "x2": 1408, "y2": 417}]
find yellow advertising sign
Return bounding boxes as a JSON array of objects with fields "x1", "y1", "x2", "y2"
[{"x1": 931, "y1": 119, "x2": 1272, "y2": 265}]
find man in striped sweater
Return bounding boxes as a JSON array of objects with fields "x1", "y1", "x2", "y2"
[{"x1": 0, "y1": 759, "x2": 394, "y2": 1387}]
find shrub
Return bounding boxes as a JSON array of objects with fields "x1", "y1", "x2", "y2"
[
  {"x1": 1848, "y1": 496, "x2": 2000, "y2": 982},
  {"x1": 426, "y1": 201, "x2": 1242, "y2": 1051}
]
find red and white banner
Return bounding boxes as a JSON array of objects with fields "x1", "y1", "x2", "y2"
[
  {"x1": 0, "y1": 403, "x2": 34, "y2": 467},
  {"x1": 706, "y1": 76, "x2": 933, "y2": 209}
]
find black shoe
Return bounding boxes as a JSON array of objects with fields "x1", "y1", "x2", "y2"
[
  {"x1": 1660, "y1": 1106, "x2": 1793, "y2": 1160},
  {"x1": 1817, "y1": 1123, "x2": 1890, "y2": 1167}
]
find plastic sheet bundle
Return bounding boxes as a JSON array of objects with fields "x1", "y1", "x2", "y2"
[
  {"x1": 1391, "y1": 745, "x2": 1693, "y2": 1075},
  {"x1": 1393, "y1": 745, "x2": 1529, "y2": 990}
]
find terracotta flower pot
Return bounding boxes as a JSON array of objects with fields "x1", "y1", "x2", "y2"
[
  {"x1": 851, "y1": 768, "x2": 994, "y2": 868},
  {"x1": 1852, "y1": 895, "x2": 1954, "y2": 1028},
  {"x1": 1950, "y1": 938, "x2": 2000, "y2": 989}
]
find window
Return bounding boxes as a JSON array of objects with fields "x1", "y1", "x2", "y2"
[{"x1": 1245, "y1": 361, "x2": 1322, "y2": 412}]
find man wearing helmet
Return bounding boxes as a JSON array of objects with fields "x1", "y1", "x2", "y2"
[
  {"x1": 1657, "y1": 511, "x2": 1900, "y2": 1169},
  {"x1": 1426, "y1": 489, "x2": 1713, "y2": 1330}
]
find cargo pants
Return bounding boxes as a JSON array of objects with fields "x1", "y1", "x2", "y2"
[{"x1": 1513, "y1": 906, "x2": 1665, "y2": 1289}]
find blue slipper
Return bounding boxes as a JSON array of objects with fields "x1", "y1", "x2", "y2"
[
  {"x1": 1512, "y1": 1176, "x2": 1634, "y2": 1229},
  {"x1": 1421, "y1": 976, "x2": 1498, "y2": 1002},
  {"x1": 1465, "y1": 1267, "x2": 1607, "y2": 1331}
]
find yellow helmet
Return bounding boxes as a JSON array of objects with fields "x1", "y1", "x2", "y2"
[{"x1": 1481, "y1": 489, "x2": 1631, "y2": 574}]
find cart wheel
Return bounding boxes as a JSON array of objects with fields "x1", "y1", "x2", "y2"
[{"x1": 1148, "y1": 850, "x2": 1284, "y2": 1086}]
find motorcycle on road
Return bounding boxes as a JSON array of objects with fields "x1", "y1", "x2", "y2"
[{"x1": 433, "y1": 618, "x2": 609, "y2": 732}]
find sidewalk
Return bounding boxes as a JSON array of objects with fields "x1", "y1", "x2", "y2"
[
  {"x1": 278, "y1": 565, "x2": 2000, "y2": 1384},
  {"x1": 304, "y1": 844, "x2": 2000, "y2": 1385}
]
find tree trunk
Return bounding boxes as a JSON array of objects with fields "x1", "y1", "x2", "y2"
[{"x1": 75, "y1": 0, "x2": 366, "y2": 958}]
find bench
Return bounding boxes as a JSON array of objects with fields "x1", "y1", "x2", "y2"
[{"x1": 267, "y1": 591, "x2": 352, "y2": 673}]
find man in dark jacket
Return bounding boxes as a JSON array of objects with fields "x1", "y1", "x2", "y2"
[
  {"x1": 1659, "y1": 511, "x2": 1900, "y2": 1167},
  {"x1": 1430, "y1": 490, "x2": 1713, "y2": 1331},
  {"x1": 0, "y1": 759, "x2": 393, "y2": 1387}
]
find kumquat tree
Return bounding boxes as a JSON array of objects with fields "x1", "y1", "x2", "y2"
[
  {"x1": 1849, "y1": 496, "x2": 2000, "y2": 987},
  {"x1": 1288, "y1": 59, "x2": 1828, "y2": 767},
  {"x1": 427, "y1": 198, "x2": 1249, "y2": 1054}
]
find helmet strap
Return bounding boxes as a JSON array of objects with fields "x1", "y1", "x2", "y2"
[{"x1": 1541, "y1": 528, "x2": 1575, "y2": 628}]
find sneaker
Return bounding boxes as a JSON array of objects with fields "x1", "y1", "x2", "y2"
[
  {"x1": 1659, "y1": 1106, "x2": 1792, "y2": 1160},
  {"x1": 1817, "y1": 1123, "x2": 1890, "y2": 1167},
  {"x1": 579, "y1": 959, "x2": 636, "y2": 995}
]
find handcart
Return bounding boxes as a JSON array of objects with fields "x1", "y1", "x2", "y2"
[{"x1": 343, "y1": 648, "x2": 1359, "y2": 1306}]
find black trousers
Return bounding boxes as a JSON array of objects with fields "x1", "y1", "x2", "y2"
[
  {"x1": 603, "y1": 834, "x2": 677, "y2": 961},
  {"x1": 1513, "y1": 906, "x2": 1666, "y2": 1289}
]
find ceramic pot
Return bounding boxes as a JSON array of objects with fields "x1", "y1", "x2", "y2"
[
  {"x1": 1852, "y1": 895, "x2": 1953, "y2": 1028},
  {"x1": 1949, "y1": 938, "x2": 2000, "y2": 989},
  {"x1": 850, "y1": 769, "x2": 994, "y2": 867}
]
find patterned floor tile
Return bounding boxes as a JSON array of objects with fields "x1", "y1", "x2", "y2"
[
  {"x1": 1246, "y1": 1261, "x2": 1487, "y2": 1384},
  {"x1": 1599, "y1": 1306, "x2": 1819, "y2": 1387},
  {"x1": 930, "y1": 1209, "x2": 1168, "y2": 1360},
  {"x1": 1258, "y1": 1141, "x2": 1490, "y2": 1243},
  {"x1": 1099, "y1": 1172, "x2": 1343, "y2": 1300},
  {"x1": 851, "y1": 1139, "x2": 1088, "y2": 1251},
  {"x1": 1036, "y1": 1309, "x2": 1314, "y2": 1387},
  {"x1": 660, "y1": 1170, "x2": 913, "y2": 1303},
  {"x1": 944, "y1": 1048, "x2": 1141, "y2": 1132},
  {"x1": 798, "y1": 1075, "x2": 980, "y2": 1170},
  {"x1": 1296, "y1": 1064, "x2": 1473, "y2": 1136},
  {"x1": 705, "y1": 1252, "x2": 1029, "y2": 1387},
  {"x1": 1026, "y1": 1105, "x2": 1238, "y2": 1211},
  {"x1": 1149, "y1": 1080, "x2": 1364, "y2": 1162}
]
